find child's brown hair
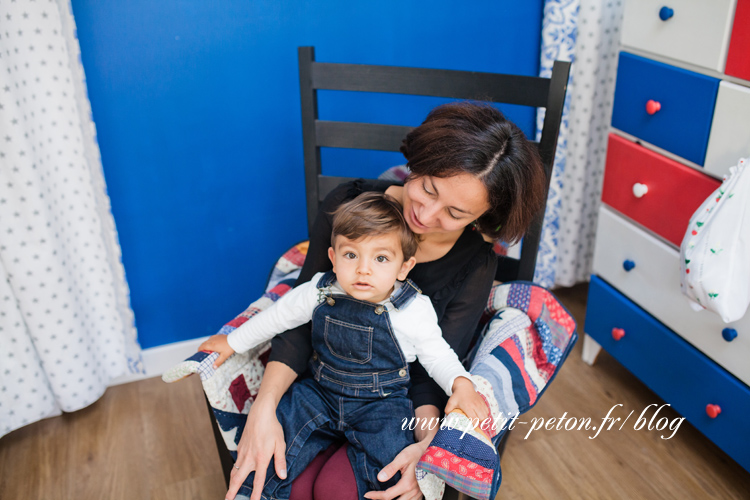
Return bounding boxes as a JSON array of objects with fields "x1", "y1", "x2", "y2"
[{"x1": 330, "y1": 192, "x2": 418, "y2": 260}]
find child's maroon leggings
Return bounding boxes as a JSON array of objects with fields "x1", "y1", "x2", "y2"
[{"x1": 289, "y1": 442, "x2": 358, "y2": 500}]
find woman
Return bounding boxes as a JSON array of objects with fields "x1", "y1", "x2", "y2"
[{"x1": 228, "y1": 102, "x2": 547, "y2": 500}]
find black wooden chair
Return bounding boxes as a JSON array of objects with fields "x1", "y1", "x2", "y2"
[
  {"x1": 208, "y1": 46, "x2": 570, "y2": 500},
  {"x1": 299, "y1": 46, "x2": 570, "y2": 283}
]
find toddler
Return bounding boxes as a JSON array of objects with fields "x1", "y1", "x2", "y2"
[{"x1": 199, "y1": 192, "x2": 487, "y2": 499}]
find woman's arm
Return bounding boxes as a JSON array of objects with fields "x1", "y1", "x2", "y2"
[{"x1": 225, "y1": 361, "x2": 297, "y2": 500}]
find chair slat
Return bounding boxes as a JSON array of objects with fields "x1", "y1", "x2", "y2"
[
  {"x1": 311, "y1": 62, "x2": 551, "y2": 108},
  {"x1": 315, "y1": 121, "x2": 413, "y2": 151},
  {"x1": 517, "y1": 60, "x2": 571, "y2": 281},
  {"x1": 299, "y1": 47, "x2": 322, "y2": 235},
  {"x1": 495, "y1": 255, "x2": 522, "y2": 283},
  {"x1": 299, "y1": 47, "x2": 571, "y2": 286}
]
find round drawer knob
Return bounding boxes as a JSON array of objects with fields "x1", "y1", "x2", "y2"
[
  {"x1": 646, "y1": 100, "x2": 662, "y2": 115},
  {"x1": 633, "y1": 183, "x2": 648, "y2": 198},
  {"x1": 706, "y1": 404, "x2": 721, "y2": 419},
  {"x1": 623, "y1": 260, "x2": 636, "y2": 272},
  {"x1": 659, "y1": 6, "x2": 674, "y2": 21},
  {"x1": 722, "y1": 328, "x2": 738, "y2": 342},
  {"x1": 612, "y1": 328, "x2": 626, "y2": 341}
]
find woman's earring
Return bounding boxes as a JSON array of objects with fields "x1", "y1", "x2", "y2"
[{"x1": 470, "y1": 220, "x2": 478, "y2": 229}]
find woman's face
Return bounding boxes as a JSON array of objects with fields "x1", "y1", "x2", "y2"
[{"x1": 402, "y1": 173, "x2": 490, "y2": 235}]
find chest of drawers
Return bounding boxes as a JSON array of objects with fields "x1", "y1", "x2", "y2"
[{"x1": 583, "y1": 0, "x2": 750, "y2": 472}]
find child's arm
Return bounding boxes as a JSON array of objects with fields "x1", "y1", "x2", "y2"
[
  {"x1": 198, "y1": 334, "x2": 236, "y2": 369},
  {"x1": 405, "y1": 296, "x2": 489, "y2": 422},
  {"x1": 445, "y1": 376, "x2": 488, "y2": 425},
  {"x1": 199, "y1": 276, "x2": 322, "y2": 368}
]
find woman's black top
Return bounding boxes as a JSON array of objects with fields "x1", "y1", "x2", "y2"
[{"x1": 269, "y1": 179, "x2": 498, "y2": 409}]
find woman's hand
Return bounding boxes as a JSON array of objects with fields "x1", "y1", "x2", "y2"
[
  {"x1": 224, "y1": 398, "x2": 287, "y2": 500},
  {"x1": 362, "y1": 440, "x2": 427, "y2": 500},
  {"x1": 363, "y1": 404, "x2": 440, "y2": 500},
  {"x1": 224, "y1": 361, "x2": 298, "y2": 500}
]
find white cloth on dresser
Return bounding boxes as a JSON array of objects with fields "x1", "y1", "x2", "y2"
[{"x1": 680, "y1": 157, "x2": 750, "y2": 323}]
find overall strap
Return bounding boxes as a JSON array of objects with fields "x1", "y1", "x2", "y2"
[
  {"x1": 389, "y1": 279, "x2": 422, "y2": 310},
  {"x1": 316, "y1": 270, "x2": 337, "y2": 288}
]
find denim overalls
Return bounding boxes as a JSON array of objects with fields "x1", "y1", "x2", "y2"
[{"x1": 243, "y1": 271, "x2": 421, "y2": 500}]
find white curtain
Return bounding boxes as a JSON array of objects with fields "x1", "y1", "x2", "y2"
[
  {"x1": 0, "y1": 0, "x2": 142, "y2": 438},
  {"x1": 534, "y1": 0, "x2": 625, "y2": 288}
]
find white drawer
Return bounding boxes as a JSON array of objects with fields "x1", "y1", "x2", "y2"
[
  {"x1": 592, "y1": 205, "x2": 750, "y2": 386},
  {"x1": 705, "y1": 81, "x2": 750, "y2": 178},
  {"x1": 620, "y1": 0, "x2": 735, "y2": 72}
]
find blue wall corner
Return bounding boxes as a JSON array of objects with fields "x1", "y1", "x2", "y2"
[{"x1": 71, "y1": 0, "x2": 544, "y2": 349}]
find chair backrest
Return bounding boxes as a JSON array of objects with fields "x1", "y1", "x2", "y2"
[{"x1": 298, "y1": 46, "x2": 570, "y2": 282}]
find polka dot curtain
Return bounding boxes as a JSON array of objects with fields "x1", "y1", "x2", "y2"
[
  {"x1": 534, "y1": 0, "x2": 624, "y2": 288},
  {"x1": 0, "y1": 0, "x2": 143, "y2": 438}
]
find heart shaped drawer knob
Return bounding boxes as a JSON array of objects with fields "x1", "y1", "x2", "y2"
[
  {"x1": 612, "y1": 328, "x2": 626, "y2": 341},
  {"x1": 659, "y1": 6, "x2": 674, "y2": 21},
  {"x1": 632, "y1": 183, "x2": 648, "y2": 198},
  {"x1": 646, "y1": 100, "x2": 662, "y2": 115},
  {"x1": 706, "y1": 404, "x2": 721, "y2": 419}
]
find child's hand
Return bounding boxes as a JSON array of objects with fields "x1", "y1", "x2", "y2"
[
  {"x1": 198, "y1": 334, "x2": 235, "y2": 368},
  {"x1": 445, "y1": 376, "x2": 489, "y2": 427}
]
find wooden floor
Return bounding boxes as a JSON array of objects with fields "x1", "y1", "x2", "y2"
[{"x1": 2, "y1": 283, "x2": 749, "y2": 499}]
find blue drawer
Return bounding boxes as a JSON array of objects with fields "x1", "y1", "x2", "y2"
[
  {"x1": 612, "y1": 52, "x2": 719, "y2": 166},
  {"x1": 585, "y1": 275, "x2": 750, "y2": 472}
]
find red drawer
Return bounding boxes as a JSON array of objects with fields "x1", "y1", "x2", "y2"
[
  {"x1": 726, "y1": 0, "x2": 750, "y2": 80},
  {"x1": 602, "y1": 134, "x2": 720, "y2": 246}
]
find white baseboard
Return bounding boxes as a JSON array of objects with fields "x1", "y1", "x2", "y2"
[{"x1": 109, "y1": 336, "x2": 209, "y2": 386}]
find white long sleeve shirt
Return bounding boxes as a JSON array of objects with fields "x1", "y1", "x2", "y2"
[{"x1": 227, "y1": 272, "x2": 472, "y2": 396}]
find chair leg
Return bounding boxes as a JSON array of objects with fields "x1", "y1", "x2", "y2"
[
  {"x1": 443, "y1": 486, "x2": 473, "y2": 500},
  {"x1": 443, "y1": 488, "x2": 479, "y2": 500},
  {"x1": 204, "y1": 395, "x2": 235, "y2": 488}
]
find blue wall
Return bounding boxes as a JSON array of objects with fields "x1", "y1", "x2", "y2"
[{"x1": 71, "y1": 0, "x2": 544, "y2": 349}]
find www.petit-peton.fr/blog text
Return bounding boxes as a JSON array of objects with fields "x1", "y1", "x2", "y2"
[{"x1": 401, "y1": 403, "x2": 685, "y2": 440}]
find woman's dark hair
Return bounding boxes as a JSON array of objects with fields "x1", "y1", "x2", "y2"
[{"x1": 400, "y1": 102, "x2": 547, "y2": 243}]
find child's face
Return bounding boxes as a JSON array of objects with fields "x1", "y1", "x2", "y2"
[{"x1": 328, "y1": 233, "x2": 417, "y2": 303}]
